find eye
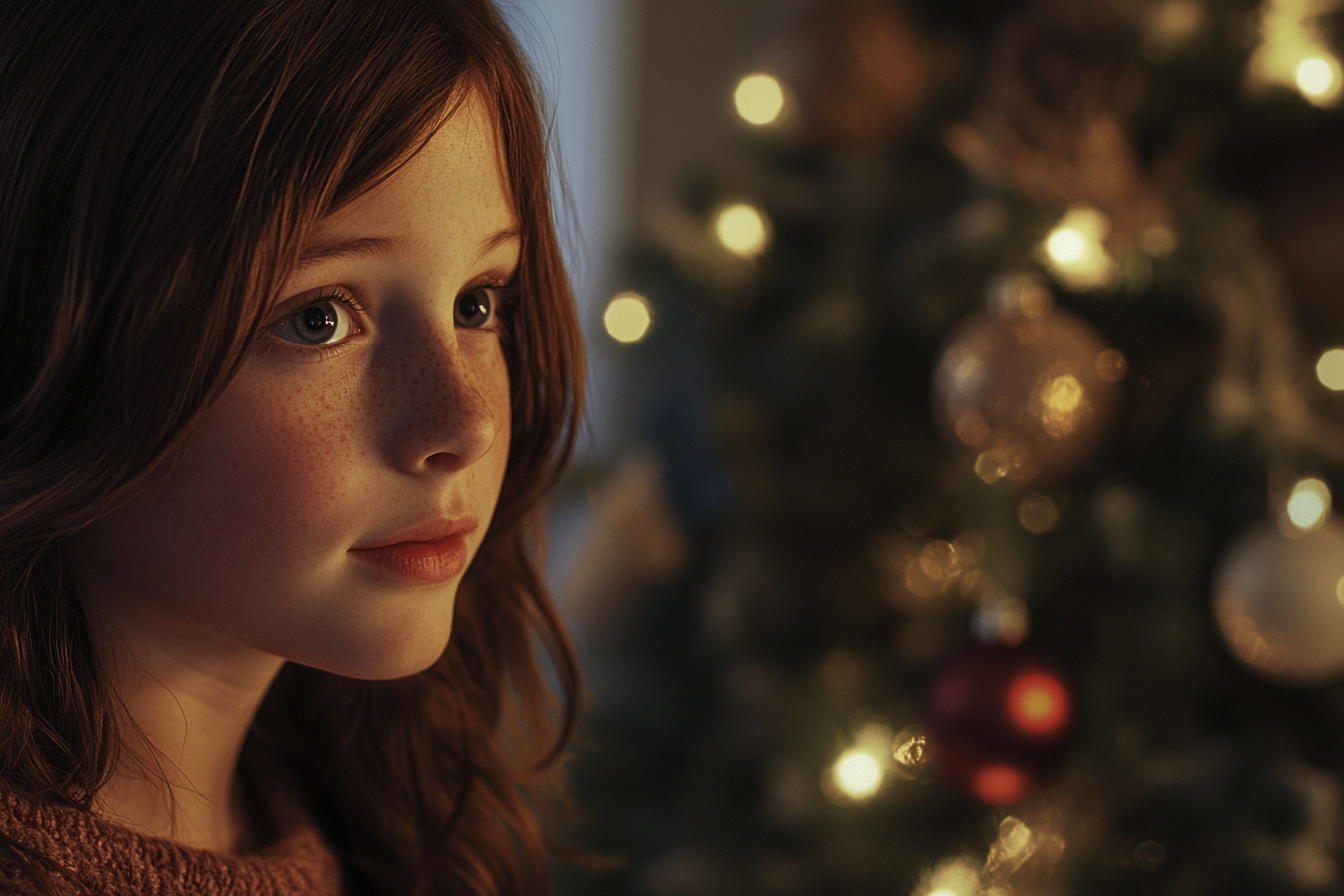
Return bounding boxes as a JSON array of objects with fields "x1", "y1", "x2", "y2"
[
  {"x1": 274, "y1": 296, "x2": 357, "y2": 346},
  {"x1": 455, "y1": 287, "x2": 496, "y2": 329}
]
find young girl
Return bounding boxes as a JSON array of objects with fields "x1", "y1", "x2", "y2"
[{"x1": 0, "y1": 0, "x2": 583, "y2": 893}]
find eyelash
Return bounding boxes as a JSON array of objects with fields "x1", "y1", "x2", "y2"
[
  {"x1": 264, "y1": 281, "x2": 515, "y2": 362},
  {"x1": 266, "y1": 289, "x2": 366, "y2": 362}
]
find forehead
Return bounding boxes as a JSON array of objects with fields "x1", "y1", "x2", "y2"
[{"x1": 308, "y1": 90, "x2": 516, "y2": 252}]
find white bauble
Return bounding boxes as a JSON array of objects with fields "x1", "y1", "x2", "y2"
[{"x1": 1213, "y1": 515, "x2": 1344, "y2": 685}]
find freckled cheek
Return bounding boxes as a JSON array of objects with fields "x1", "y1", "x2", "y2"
[{"x1": 155, "y1": 368, "x2": 370, "y2": 569}]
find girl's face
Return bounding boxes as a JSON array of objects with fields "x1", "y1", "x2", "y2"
[{"x1": 68, "y1": 93, "x2": 516, "y2": 680}]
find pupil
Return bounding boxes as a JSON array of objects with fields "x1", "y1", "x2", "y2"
[
  {"x1": 458, "y1": 291, "x2": 490, "y2": 327},
  {"x1": 298, "y1": 303, "x2": 337, "y2": 342}
]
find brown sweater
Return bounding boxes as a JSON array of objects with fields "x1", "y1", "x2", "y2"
[{"x1": 0, "y1": 782, "x2": 343, "y2": 895}]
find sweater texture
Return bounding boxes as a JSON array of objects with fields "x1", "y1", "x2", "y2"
[{"x1": 0, "y1": 777, "x2": 342, "y2": 896}]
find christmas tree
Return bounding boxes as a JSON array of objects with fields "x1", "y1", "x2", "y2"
[{"x1": 557, "y1": 0, "x2": 1344, "y2": 893}]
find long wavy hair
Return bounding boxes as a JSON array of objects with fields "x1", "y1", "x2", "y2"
[{"x1": 0, "y1": 0, "x2": 583, "y2": 893}]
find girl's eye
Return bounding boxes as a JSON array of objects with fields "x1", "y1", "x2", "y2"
[
  {"x1": 274, "y1": 297, "x2": 356, "y2": 346},
  {"x1": 455, "y1": 287, "x2": 496, "y2": 329}
]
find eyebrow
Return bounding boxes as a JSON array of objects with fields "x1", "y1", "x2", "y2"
[
  {"x1": 474, "y1": 227, "x2": 521, "y2": 265},
  {"x1": 295, "y1": 227, "x2": 521, "y2": 271},
  {"x1": 297, "y1": 236, "x2": 404, "y2": 269}
]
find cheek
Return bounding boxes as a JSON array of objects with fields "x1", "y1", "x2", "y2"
[{"x1": 87, "y1": 366, "x2": 370, "y2": 598}]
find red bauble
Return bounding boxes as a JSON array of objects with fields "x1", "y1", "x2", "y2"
[{"x1": 924, "y1": 644, "x2": 1075, "y2": 805}]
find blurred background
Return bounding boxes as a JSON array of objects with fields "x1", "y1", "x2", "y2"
[{"x1": 505, "y1": 0, "x2": 1344, "y2": 893}]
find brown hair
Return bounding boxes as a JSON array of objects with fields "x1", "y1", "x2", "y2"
[{"x1": 0, "y1": 0, "x2": 582, "y2": 893}]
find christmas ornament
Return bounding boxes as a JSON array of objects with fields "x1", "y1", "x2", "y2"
[
  {"x1": 791, "y1": 0, "x2": 927, "y2": 151},
  {"x1": 1213, "y1": 513, "x2": 1344, "y2": 684},
  {"x1": 924, "y1": 644, "x2": 1074, "y2": 805},
  {"x1": 933, "y1": 273, "x2": 1123, "y2": 488}
]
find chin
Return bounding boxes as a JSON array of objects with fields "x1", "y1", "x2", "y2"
[{"x1": 285, "y1": 603, "x2": 458, "y2": 681}]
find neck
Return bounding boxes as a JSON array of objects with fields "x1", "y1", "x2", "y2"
[{"x1": 90, "y1": 614, "x2": 285, "y2": 854}]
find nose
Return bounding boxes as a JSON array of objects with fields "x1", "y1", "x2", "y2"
[{"x1": 381, "y1": 319, "x2": 504, "y2": 475}]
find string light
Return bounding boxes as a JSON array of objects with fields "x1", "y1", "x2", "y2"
[
  {"x1": 715, "y1": 203, "x2": 770, "y2": 257},
  {"x1": 832, "y1": 748, "x2": 883, "y2": 799},
  {"x1": 1286, "y1": 477, "x2": 1331, "y2": 531},
  {"x1": 734, "y1": 73, "x2": 785, "y2": 126},
  {"x1": 1297, "y1": 54, "x2": 1340, "y2": 98},
  {"x1": 825, "y1": 724, "x2": 898, "y2": 801},
  {"x1": 1316, "y1": 348, "x2": 1344, "y2": 390},
  {"x1": 1248, "y1": 0, "x2": 1343, "y2": 107},
  {"x1": 1040, "y1": 206, "x2": 1115, "y2": 290},
  {"x1": 603, "y1": 292, "x2": 652, "y2": 343}
]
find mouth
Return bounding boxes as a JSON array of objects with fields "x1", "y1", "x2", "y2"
[{"x1": 349, "y1": 517, "x2": 477, "y2": 584}]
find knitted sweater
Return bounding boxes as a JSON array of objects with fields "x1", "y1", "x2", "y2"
[{"x1": 0, "y1": 779, "x2": 343, "y2": 896}]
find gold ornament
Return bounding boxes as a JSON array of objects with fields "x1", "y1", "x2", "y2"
[{"x1": 933, "y1": 273, "x2": 1123, "y2": 488}]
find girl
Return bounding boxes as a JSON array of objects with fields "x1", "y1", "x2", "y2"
[{"x1": 0, "y1": 0, "x2": 583, "y2": 894}]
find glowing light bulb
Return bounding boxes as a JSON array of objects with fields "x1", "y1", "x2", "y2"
[
  {"x1": 1040, "y1": 206, "x2": 1114, "y2": 290},
  {"x1": 1248, "y1": 1, "x2": 1343, "y2": 107},
  {"x1": 734, "y1": 73, "x2": 785, "y2": 126},
  {"x1": 1317, "y1": 348, "x2": 1344, "y2": 390},
  {"x1": 1046, "y1": 228, "x2": 1086, "y2": 264},
  {"x1": 833, "y1": 747, "x2": 883, "y2": 800},
  {"x1": 603, "y1": 292, "x2": 652, "y2": 344},
  {"x1": 715, "y1": 203, "x2": 769, "y2": 257},
  {"x1": 1006, "y1": 671, "x2": 1070, "y2": 735},
  {"x1": 1297, "y1": 54, "x2": 1339, "y2": 99},
  {"x1": 1287, "y1": 478, "x2": 1331, "y2": 531}
]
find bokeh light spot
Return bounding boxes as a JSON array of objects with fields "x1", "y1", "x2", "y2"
[
  {"x1": 1018, "y1": 493, "x2": 1060, "y2": 534},
  {"x1": 1007, "y1": 671, "x2": 1070, "y2": 735},
  {"x1": 1045, "y1": 228, "x2": 1085, "y2": 264},
  {"x1": 1040, "y1": 207, "x2": 1115, "y2": 289},
  {"x1": 603, "y1": 292, "x2": 652, "y2": 344},
  {"x1": 833, "y1": 747, "x2": 883, "y2": 800},
  {"x1": 971, "y1": 764, "x2": 1028, "y2": 805},
  {"x1": 1316, "y1": 348, "x2": 1344, "y2": 390},
  {"x1": 1287, "y1": 478, "x2": 1331, "y2": 531},
  {"x1": 1297, "y1": 55, "x2": 1338, "y2": 99},
  {"x1": 734, "y1": 73, "x2": 785, "y2": 125},
  {"x1": 715, "y1": 203, "x2": 769, "y2": 257}
]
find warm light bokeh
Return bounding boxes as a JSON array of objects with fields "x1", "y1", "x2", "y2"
[
  {"x1": 833, "y1": 747, "x2": 883, "y2": 800},
  {"x1": 603, "y1": 292, "x2": 653, "y2": 343},
  {"x1": 971, "y1": 764, "x2": 1027, "y2": 805},
  {"x1": 715, "y1": 203, "x2": 770, "y2": 257},
  {"x1": 1316, "y1": 348, "x2": 1344, "y2": 390},
  {"x1": 1296, "y1": 55, "x2": 1339, "y2": 98},
  {"x1": 734, "y1": 73, "x2": 785, "y2": 126},
  {"x1": 1006, "y1": 671, "x2": 1070, "y2": 736},
  {"x1": 1040, "y1": 206, "x2": 1115, "y2": 290},
  {"x1": 1248, "y1": 0, "x2": 1343, "y2": 107},
  {"x1": 1287, "y1": 477, "x2": 1331, "y2": 531}
]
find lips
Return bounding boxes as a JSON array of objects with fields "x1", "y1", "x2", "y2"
[{"x1": 350, "y1": 516, "x2": 477, "y2": 584}]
